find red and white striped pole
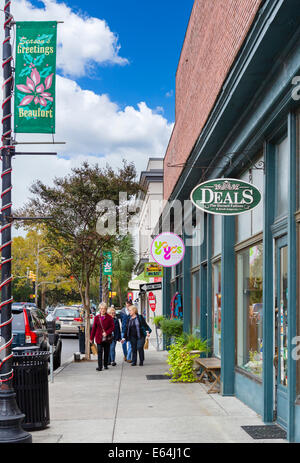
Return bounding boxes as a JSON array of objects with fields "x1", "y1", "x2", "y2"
[{"x1": 0, "y1": 0, "x2": 31, "y2": 442}]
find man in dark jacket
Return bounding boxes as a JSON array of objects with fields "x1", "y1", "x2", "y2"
[
  {"x1": 122, "y1": 305, "x2": 152, "y2": 366},
  {"x1": 108, "y1": 307, "x2": 121, "y2": 366},
  {"x1": 120, "y1": 300, "x2": 132, "y2": 362}
]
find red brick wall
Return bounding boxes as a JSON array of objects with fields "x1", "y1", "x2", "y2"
[{"x1": 164, "y1": 0, "x2": 262, "y2": 200}]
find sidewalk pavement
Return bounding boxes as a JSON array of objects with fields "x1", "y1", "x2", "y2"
[{"x1": 31, "y1": 343, "x2": 287, "y2": 443}]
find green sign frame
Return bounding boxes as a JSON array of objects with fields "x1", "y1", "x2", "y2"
[
  {"x1": 14, "y1": 21, "x2": 57, "y2": 134},
  {"x1": 190, "y1": 178, "x2": 262, "y2": 215}
]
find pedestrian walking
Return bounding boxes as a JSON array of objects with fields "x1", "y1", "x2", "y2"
[
  {"x1": 107, "y1": 307, "x2": 121, "y2": 366},
  {"x1": 121, "y1": 305, "x2": 152, "y2": 366},
  {"x1": 120, "y1": 300, "x2": 132, "y2": 362},
  {"x1": 90, "y1": 302, "x2": 114, "y2": 371}
]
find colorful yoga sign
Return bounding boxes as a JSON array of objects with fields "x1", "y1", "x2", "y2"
[
  {"x1": 14, "y1": 21, "x2": 57, "y2": 134},
  {"x1": 190, "y1": 178, "x2": 261, "y2": 215},
  {"x1": 150, "y1": 232, "x2": 185, "y2": 268}
]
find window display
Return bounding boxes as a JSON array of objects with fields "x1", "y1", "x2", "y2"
[
  {"x1": 192, "y1": 271, "x2": 200, "y2": 332},
  {"x1": 213, "y1": 261, "x2": 221, "y2": 358},
  {"x1": 236, "y1": 244, "x2": 263, "y2": 378}
]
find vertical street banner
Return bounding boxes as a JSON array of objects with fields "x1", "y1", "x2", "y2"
[
  {"x1": 14, "y1": 21, "x2": 57, "y2": 134},
  {"x1": 103, "y1": 251, "x2": 113, "y2": 275}
]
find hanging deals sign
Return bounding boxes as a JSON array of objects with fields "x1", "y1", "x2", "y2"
[
  {"x1": 190, "y1": 178, "x2": 261, "y2": 215},
  {"x1": 150, "y1": 232, "x2": 185, "y2": 268},
  {"x1": 14, "y1": 21, "x2": 57, "y2": 134}
]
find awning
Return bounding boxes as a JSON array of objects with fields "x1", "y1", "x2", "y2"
[{"x1": 128, "y1": 271, "x2": 150, "y2": 290}]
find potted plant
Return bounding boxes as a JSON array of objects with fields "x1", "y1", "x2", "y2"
[
  {"x1": 166, "y1": 336, "x2": 199, "y2": 383},
  {"x1": 152, "y1": 315, "x2": 165, "y2": 329},
  {"x1": 181, "y1": 332, "x2": 209, "y2": 371},
  {"x1": 159, "y1": 318, "x2": 183, "y2": 346}
]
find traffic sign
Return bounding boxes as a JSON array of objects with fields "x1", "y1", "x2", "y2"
[
  {"x1": 148, "y1": 292, "x2": 156, "y2": 312},
  {"x1": 139, "y1": 282, "x2": 162, "y2": 292}
]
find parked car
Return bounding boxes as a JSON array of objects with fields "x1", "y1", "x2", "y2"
[
  {"x1": 12, "y1": 303, "x2": 62, "y2": 370},
  {"x1": 53, "y1": 306, "x2": 83, "y2": 337}
]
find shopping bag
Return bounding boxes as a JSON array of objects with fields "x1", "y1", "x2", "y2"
[
  {"x1": 91, "y1": 343, "x2": 97, "y2": 355},
  {"x1": 144, "y1": 338, "x2": 149, "y2": 350}
]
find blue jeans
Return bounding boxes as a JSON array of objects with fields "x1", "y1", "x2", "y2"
[
  {"x1": 109, "y1": 340, "x2": 117, "y2": 363},
  {"x1": 122, "y1": 340, "x2": 132, "y2": 360}
]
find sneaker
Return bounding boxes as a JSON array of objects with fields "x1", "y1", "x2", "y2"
[
  {"x1": 111, "y1": 362, "x2": 116, "y2": 366},
  {"x1": 139, "y1": 363, "x2": 143, "y2": 366},
  {"x1": 131, "y1": 363, "x2": 136, "y2": 366},
  {"x1": 96, "y1": 367, "x2": 102, "y2": 371},
  {"x1": 104, "y1": 366, "x2": 109, "y2": 369},
  {"x1": 127, "y1": 359, "x2": 132, "y2": 363}
]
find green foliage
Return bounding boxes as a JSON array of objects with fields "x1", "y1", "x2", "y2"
[
  {"x1": 167, "y1": 337, "x2": 198, "y2": 383},
  {"x1": 152, "y1": 315, "x2": 165, "y2": 327},
  {"x1": 159, "y1": 318, "x2": 183, "y2": 338},
  {"x1": 111, "y1": 235, "x2": 136, "y2": 307},
  {"x1": 181, "y1": 332, "x2": 208, "y2": 353}
]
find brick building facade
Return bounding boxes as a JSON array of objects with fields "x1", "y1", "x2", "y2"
[{"x1": 164, "y1": 0, "x2": 262, "y2": 200}]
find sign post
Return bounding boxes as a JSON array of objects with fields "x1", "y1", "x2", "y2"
[{"x1": 0, "y1": 1, "x2": 32, "y2": 443}]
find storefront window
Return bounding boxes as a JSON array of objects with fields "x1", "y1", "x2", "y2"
[
  {"x1": 275, "y1": 137, "x2": 289, "y2": 219},
  {"x1": 192, "y1": 228, "x2": 201, "y2": 268},
  {"x1": 192, "y1": 271, "x2": 200, "y2": 333},
  {"x1": 213, "y1": 215, "x2": 222, "y2": 256},
  {"x1": 212, "y1": 261, "x2": 221, "y2": 358},
  {"x1": 237, "y1": 156, "x2": 264, "y2": 242},
  {"x1": 236, "y1": 243, "x2": 263, "y2": 378}
]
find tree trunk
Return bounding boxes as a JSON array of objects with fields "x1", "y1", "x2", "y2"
[
  {"x1": 41, "y1": 283, "x2": 46, "y2": 312},
  {"x1": 84, "y1": 281, "x2": 91, "y2": 360}
]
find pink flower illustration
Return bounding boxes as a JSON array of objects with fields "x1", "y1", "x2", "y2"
[{"x1": 17, "y1": 68, "x2": 54, "y2": 107}]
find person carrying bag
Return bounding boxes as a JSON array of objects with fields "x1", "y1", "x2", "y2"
[
  {"x1": 90, "y1": 302, "x2": 114, "y2": 371},
  {"x1": 121, "y1": 305, "x2": 151, "y2": 366}
]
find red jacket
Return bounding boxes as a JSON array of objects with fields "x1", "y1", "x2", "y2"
[{"x1": 90, "y1": 314, "x2": 114, "y2": 344}]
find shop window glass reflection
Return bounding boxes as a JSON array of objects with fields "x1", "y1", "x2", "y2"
[
  {"x1": 213, "y1": 261, "x2": 221, "y2": 358},
  {"x1": 192, "y1": 271, "x2": 200, "y2": 332},
  {"x1": 236, "y1": 244, "x2": 263, "y2": 378}
]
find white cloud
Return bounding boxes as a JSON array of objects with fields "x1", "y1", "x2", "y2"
[
  {"x1": 12, "y1": 0, "x2": 128, "y2": 77},
  {"x1": 12, "y1": 75, "x2": 173, "y2": 209},
  {"x1": 0, "y1": 0, "x2": 174, "y2": 230}
]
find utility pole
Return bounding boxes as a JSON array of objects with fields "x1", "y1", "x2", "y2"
[{"x1": 0, "y1": 0, "x2": 31, "y2": 443}]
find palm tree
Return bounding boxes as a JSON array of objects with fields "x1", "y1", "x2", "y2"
[{"x1": 112, "y1": 235, "x2": 136, "y2": 307}]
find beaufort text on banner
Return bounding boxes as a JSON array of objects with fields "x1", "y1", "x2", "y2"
[{"x1": 14, "y1": 21, "x2": 57, "y2": 134}]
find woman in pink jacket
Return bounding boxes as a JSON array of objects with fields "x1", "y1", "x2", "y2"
[{"x1": 90, "y1": 302, "x2": 114, "y2": 371}]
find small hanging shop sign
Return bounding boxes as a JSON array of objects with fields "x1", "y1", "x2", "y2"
[
  {"x1": 150, "y1": 232, "x2": 185, "y2": 267},
  {"x1": 190, "y1": 178, "x2": 261, "y2": 215},
  {"x1": 14, "y1": 21, "x2": 57, "y2": 134},
  {"x1": 144, "y1": 262, "x2": 164, "y2": 277}
]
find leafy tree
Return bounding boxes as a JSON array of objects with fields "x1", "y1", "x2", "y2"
[
  {"x1": 111, "y1": 235, "x2": 136, "y2": 307},
  {"x1": 12, "y1": 229, "x2": 76, "y2": 308},
  {"x1": 15, "y1": 161, "x2": 142, "y2": 359}
]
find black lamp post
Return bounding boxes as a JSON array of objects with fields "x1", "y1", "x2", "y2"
[{"x1": 0, "y1": 0, "x2": 32, "y2": 443}]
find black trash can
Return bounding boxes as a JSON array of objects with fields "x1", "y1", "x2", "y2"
[
  {"x1": 12, "y1": 349, "x2": 50, "y2": 431},
  {"x1": 78, "y1": 326, "x2": 85, "y2": 354}
]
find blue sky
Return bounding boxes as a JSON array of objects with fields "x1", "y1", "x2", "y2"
[
  {"x1": 9, "y1": 0, "x2": 194, "y2": 211},
  {"x1": 30, "y1": 0, "x2": 194, "y2": 122}
]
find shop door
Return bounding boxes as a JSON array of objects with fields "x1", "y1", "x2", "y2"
[{"x1": 274, "y1": 235, "x2": 288, "y2": 429}]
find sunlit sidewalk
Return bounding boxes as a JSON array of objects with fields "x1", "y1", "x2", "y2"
[{"x1": 31, "y1": 343, "x2": 287, "y2": 443}]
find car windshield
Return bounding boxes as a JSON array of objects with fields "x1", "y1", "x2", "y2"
[
  {"x1": 55, "y1": 308, "x2": 80, "y2": 318},
  {"x1": 12, "y1": 311, "x2": 25, "y2": 330}
]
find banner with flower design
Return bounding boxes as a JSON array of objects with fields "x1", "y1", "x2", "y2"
[{"x1": 14, "y1": 21, "x2": 57, "y2": 134}]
